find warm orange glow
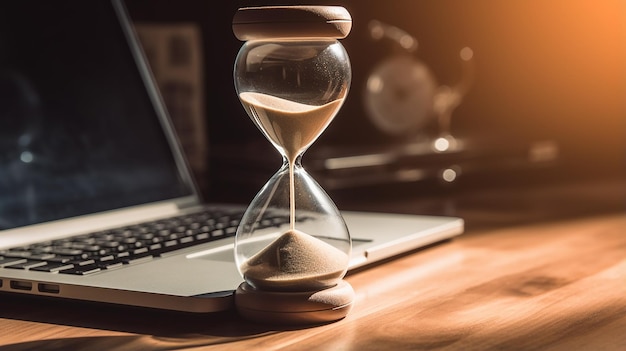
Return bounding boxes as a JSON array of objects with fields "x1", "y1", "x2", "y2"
[{"x1": 397, "y1": 0, "x2": 626, "y2": 154}]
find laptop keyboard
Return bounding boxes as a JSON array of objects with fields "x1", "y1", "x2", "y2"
[{"x1": 0, "y1": 208, "x2": 291, "y2": 276}]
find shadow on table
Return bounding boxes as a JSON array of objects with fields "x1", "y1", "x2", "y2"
[
  {"x1": 0, "y1": 335, "x2": 248, "y2": 351},
  {"x1": 0, "y1": 293, "x2": 323, "y2": 350}
]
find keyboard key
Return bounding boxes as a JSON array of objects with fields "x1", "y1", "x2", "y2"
[
  {"x1": 195, "y1": 232, "x2": 210, "y2": 241},
  {"x1": 73, "y1": 259, "x2": 96, "y2": 266},
  {"x1": 31, "y1": 263, "x2": 76, "y2": 273},
  {"x1": 97, "y1": 261, "x2": 124, "y2": 270},
  {"x1": 4, "y1": 260, "x2": 48, "y2": 270},
  {"x1": 179, "y1": 236, "x2": 194, "y2": 244},
  {"x1": 60, "y1": 264, "x2": 101, "y2": 275},
  {"x1": 46, "y1": 256, "x2": 73, "y2": 263},
  {"x1": 133, "y1": 247, "x2": 149, "y2": 255},
  {"x1": 98, "y1": 255, "x2": 116, "y2": 262},
  {"x1": 0, "y1": 257, "x2": 27, "y2": 267},
  {"x1": 27, "y1": 253, "x2": 56, "y2": 260},
  {"x1": 212, "y1": 229, "x2": 225, "y2": 237},
  {"x1": 50, "y1": 248, "x2": 83, "y2": 256},
  {"x1": 119, "y1": 254, "x2": 153, "y2": 265},
  {"x1": 2, "y1": 250, "x2": 37, "y2": 258}
]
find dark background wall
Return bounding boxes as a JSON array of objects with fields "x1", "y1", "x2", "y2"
[{"x1": 126, "y1": 0, "x2": 626, "y2": 204}]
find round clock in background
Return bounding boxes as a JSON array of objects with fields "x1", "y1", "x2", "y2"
[
  {"x1": 363, "y1": 20, "x2": 437, "y2": 140},
  {"x1": 362, "y1": 19, "x2": 474, "y2": 150},
  {"x1": 364, "y1": 54, "x2": 437, "y2": 138}
]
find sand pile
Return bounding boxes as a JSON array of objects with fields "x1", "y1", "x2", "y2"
[{"x1": 240, "y1": 229, "x2": 349, "y2": 291}]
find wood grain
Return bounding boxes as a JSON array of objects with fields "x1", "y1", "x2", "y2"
[{"x1": 0, "y1": 213, "x2": 624, "y2": 351}]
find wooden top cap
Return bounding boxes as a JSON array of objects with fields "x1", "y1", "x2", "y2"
[{"x1": 232, "y1": 6, "x2": 352, "y2": 41}]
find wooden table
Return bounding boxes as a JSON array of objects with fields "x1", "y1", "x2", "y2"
[{"x1": 0, "y1": 180, "x2": 625, "y2": 350}]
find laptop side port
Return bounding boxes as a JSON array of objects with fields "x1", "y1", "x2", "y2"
[
  {"x1": 10, "y1": 280, "x2": 33, "y2": 291},
  {"x1": 38, "y1": 283, "x2": 60, "y2": 294}
]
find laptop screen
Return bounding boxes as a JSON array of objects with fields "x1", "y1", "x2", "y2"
[{"x1": 0, "y1": 0, "x2": 195, "y2": 230}]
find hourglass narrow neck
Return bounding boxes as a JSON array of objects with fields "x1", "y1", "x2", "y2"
[{"x1": 282, "y1": 154, "x2": 304, "y2": 168}]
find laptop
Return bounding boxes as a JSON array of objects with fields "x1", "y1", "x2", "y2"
[{"x1": 0, "y1": 0, "x2": 463, "y2": 313}]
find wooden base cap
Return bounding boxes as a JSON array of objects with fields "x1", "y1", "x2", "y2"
[{"x1": 235, "y1": 280, "x2": 354, "y2": 325}]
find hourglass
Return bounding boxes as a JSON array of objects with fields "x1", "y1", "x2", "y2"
[{"x1": 232, "y1": 6, "x2": 354, "y2": 324}]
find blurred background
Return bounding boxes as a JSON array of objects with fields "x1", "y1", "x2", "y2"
[{"x1": 126, "y1": 0, "x2": 625, "y2": 229}]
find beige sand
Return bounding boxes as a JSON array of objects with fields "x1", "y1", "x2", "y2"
[
  {"x1": 240, "y1": 229, "x2": 349, "y2": 291},
  {"x1": 239, "y1": 92, "x2": 342, "y2": 163}
]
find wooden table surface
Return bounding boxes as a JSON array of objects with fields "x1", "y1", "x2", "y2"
[{"x1": 0, "y1": 179, "x2": 625, "y2": 351}]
